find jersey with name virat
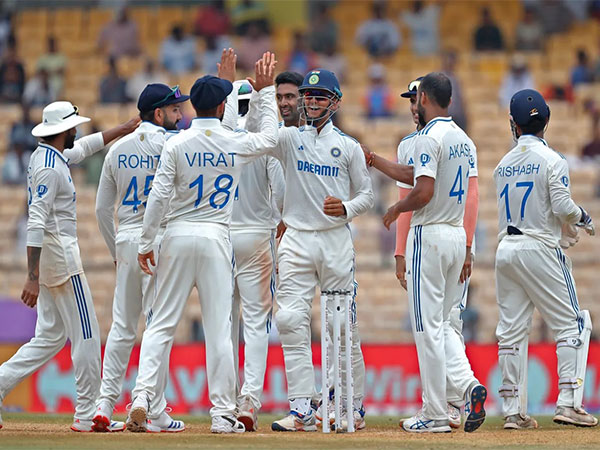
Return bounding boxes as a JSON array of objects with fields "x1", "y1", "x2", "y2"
[
  {"x1": 26, "y1": 133, "x2": 106, "y2": 286},
  {"x1": 96, "y1": 121, "x2": 177, "y2": 260},
  {"x1": 265, "y1": 121, "x2": 373, "y2": 231},
  {"x1": 139, "y1": 85, "x2": 279, "y2": 253},
  {"x1": 493, "y1": 134, "x2": 581, "y2": 248},
  {"x1": 411, "y1": 117, "x2": 477, "y2": 228}
]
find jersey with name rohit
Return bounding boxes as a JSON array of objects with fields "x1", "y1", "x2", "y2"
[
  {"x1": 95, "y1": 121, "x2": 177, "y2": 260},
  {"x1": 493, "y1": 134, "x2": 581, "y2": 247},
  {"x1": 411, "y1": 117, "x2": 477, "y2": 228},
  {"x1": 26, "y1": 133, "x2": 105, "y2": 286},
  {"x1": 139, "y1": 85, "x2": 278, "y2": 253}
]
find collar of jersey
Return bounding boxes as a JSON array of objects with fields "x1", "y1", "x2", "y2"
[
  {"x1": 305, "y1": 119, "x2": 334, "y2": 136},
  {"x1": 518, "y1": 134, "x2": 548, "y2": 147},
  {"x1": 139, "y1": 120, "x2": 167, "y2": 133},
  {"x1": 38, "y1": 143, "x2": 68, "y2": 164},
  {"x1": 190, "y1": 117, "x2": 221, "y2": 128}
]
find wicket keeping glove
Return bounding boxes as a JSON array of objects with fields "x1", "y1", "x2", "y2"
[
  {"x1": 559, "y1": 223, "x2": 580, "y2": 249},
  {"x1": 577, "y1": 206, "x2": 595, "y2": 236}
]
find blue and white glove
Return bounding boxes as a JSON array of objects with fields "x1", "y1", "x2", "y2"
[{"x1": 577, "y1": 206, "x2": 595, "y2": 236}]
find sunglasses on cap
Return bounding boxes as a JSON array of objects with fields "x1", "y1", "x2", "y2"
[
  {"x1": 302, "y1": 89, "x2": 334, "y2": 99},
  {"x1": 408, "y1": 80, "x2": 421, "y2": 92},
  {"x1": 152, "y1": 85, "x2": 182, "y2": 108},
  {"x1": 238, "y1": 83, "x2": 252, "y2": 95},
  {"x1": 62, "y1": 105, "x2": 79, "y2": 120}
]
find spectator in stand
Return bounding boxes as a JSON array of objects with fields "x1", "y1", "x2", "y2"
[
  {"x1": 160, "y1": 25, "x2": 197, "y2": 75},
  {"x1": 355, "y1": 1, "x2": 401, "y2": 57},
  {"x1": 99, "y1": 57, "x2": 128, "y2": 104},
  {"x1": 441, "y1": 50, "x2": 468, "y2": 132},
  {"x1": 9, "y1": 102, "x2": 37, "y2": 153},
  {"x1": 97, "y1": 7, "x2": 141, "y2": 59},
  {"x1": 582, "y1": 102, "x2": 600, "y2": 160},
  {"x1": 23, "y1": 68, "x2": 56, "y2": 106},
  {"x1": 194, "y1": 0, "x2": 230, "y2": 37},
  {"x1": 286, "y1": 31, "x2": 317, "y2": 75},
  {"x1": 529, "y1": 0, "x2": 574, "y2": 34},
  {"x1": 498, "y1": 54, "x2": 535, "y2": 108},
  {"x1": 3, "y1": 102, "x2": 36, "y2": 185},
  {"x1": 0, "y1": 38, "x2": 24, "y2": 104},
  {"x1": 317, "y1": 44, "x2": 347, "y2": 84},
  {"x1": 571, "y1": 48, "x2": 594, "y2": 87},
  {"x1": 515, "y1": 7, "x2": 543, "y2": 51},
  {"x1": 0, "y1": 10, "x2": 12, "y2": 58},
  {"x1": 473, "y1": 7, "x2": 504, "y2": 51},
  {"x1": 36, "y1": 36, "x2": 66, "y2": 96},
  {"x1": 308, "y1": 4, "x2": 338, "y2": 55},
  {"x1": 126, "y1": 58, "x2": 167, "y2": 101},
  {"x1": 231, "y1": 0, "x2": 270, "y2": 35},
  {"x1": 363, "y1": 63, "x2": 394, "y2": 119},
  {"x1": 401, "y1": 0, "x2": 440, "y2": 56},
  {"x1": 237, "y1": 22, "x2": 272, "y2": 71}
]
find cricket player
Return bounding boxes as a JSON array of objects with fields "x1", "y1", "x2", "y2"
[
  {"x1": 94, "y1": 83, "x2": 189, "y2": 432},
  {"x1": 226, "y1": 79, "x2": 285, "y2": 431},
  {"x1": 254, "y1": 69, "x2": 372, "y2": 432},
  {"x1": 382, "y1": 72, "x2": 487, "y2": 433},
  {"x1": 0, "y1": 101, "x2": 138, "y2": 432},
  {"x1": 365, "y1": 76, "x2": 481, "y2": 430},
  {"x1": 494, "y1": 89, "x2": 597, "y2": 429},
  {"x1": 128, "y1": 51, "x2": 279, "y2": 434}
]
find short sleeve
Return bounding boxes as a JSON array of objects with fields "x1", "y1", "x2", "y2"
[{"x1": 413, "y1": 134, "x2": 440, "y2": 180}]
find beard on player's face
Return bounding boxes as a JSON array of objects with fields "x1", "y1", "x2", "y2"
[
  {"x1": 417, "y1": 102, "x2": 427, "y2": 127},
  {"x1": 64, "y1": 130, "x2": 76, "y2": 149},
  {"x1": 162, "y1": 116, "x2": 179, "y2": 131}
]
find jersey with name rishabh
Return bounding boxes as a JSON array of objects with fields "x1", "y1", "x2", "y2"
[
  {"x1": 493, "y1": 134, "x2": 581, "y2": 247},
  {"x1": 26, "y1": 133, "x2": 105, "y2": 286},
  {"x1": 411, "y1": 117, "x2": 477, "y2": 227}
]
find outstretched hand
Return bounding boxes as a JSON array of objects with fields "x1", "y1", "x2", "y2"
[
  {"x1": 217, "y1": 48, "x2": 237, "y2": 82},
  {"x1": 247, "y1": 52, "x2": 277, "y2": 92}
]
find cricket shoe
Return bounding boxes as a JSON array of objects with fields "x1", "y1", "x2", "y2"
[
  {"x1": 335, "y1": 406, "x2": 366, "y2": 431},
  {"x1": 504, "y1": 413, "x2": 538, "y2": 430},
  {"x1": 464, "y1": 383, "x2": 487, "y2": 432},
  {"x1": 447, "y1": 403, "x2": 461, "y2": 429},
  {"x1": 71, "y1": 419, "x2": 125, "y2": 432},
  {"x1": 271, "y1": 410, "x2": 317, "y2": 432},
  {"x1": 147, "y1": 409, "x2": 185, "y2": 433},
  {"x1": 126, "y1": 393, "x2": 150, "y2": 433},
  {"x1": 401, "y1": 411, "x2": 451, "y2": 433},
  {"x1": 237, "y1": 396, "x2": 258, "y2": 432},
  {"x1": 553, "y1": 406, "x2": 599, "y2": 427},
  {"x1": 92, "y1": 401, "x2": 113, "y2": 432},
  {"x1": 315, "y1": 388, "x2": 334, "y2": 424},
  {"x1": 210, "y1": 415, "x2": 245, "y2": 434}
]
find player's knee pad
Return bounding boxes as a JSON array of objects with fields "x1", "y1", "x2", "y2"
[
  {"x1": 498, "y1": 336, "x2": 529, "y2": 400},
  {"x1": 556, "y1": 310, "x2": 592, "y2": 408}
]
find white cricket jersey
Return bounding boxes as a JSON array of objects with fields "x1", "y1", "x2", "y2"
[
  {"x1": 139, "y1": 85, "x2": 279, "y2": 253},
  {"x1": 411, "y1": 117, "x2": 477, "y2": 227},
  {"x1": 95, "y1": 121, "x2": 176, "y2": 260},
  {"x1": 396, "y1": 130, "x2": 418, "y2": 189},
  {"x1": 493, "y1": 134, "x2": 581, "y2": 247},
  {"x1": 26, "y1": 133, "x2": 105, "y2": 286}
]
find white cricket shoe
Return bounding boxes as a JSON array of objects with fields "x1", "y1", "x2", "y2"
[
  {"x1": 271, "y1": 410, "x2": 317, "y2": 432},
  {"x1": 92, "y1": 401, "x2": 113, "y2": 432},
  {"x1": 126, "y1": 393, "x2": 149, "y2": 433},
  {"x1": 337, "y1": 406, "x2": 366, "y2": 431},
  {"x1": 210, "y1": 415, "x2": 245, "y2": 434},
  {"x1": 237, "y1": 396, "x2": 258, "y2": 432},
  {"x1": 553, "y1": 406, "x2": 598, "y2": 427},
  {"x1": 401, "y1": 411, "x2": 451, "y2": 433},
  {"x1": 71, "y1": 419, "x2": 125, "y2": 432},
  {"x1": 504, "y1": 413, "x2": 538, "y2": 429},
  {"x1": 448, "y1": 403, "x2": 461, "y2": 429},
  {"x1": 147, "y1": 410, "x2": 185, "y2": 433}
]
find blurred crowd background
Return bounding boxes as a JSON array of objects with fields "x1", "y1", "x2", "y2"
[{"x1": 0, "y1": 0, "x2": 600, "y2": 346}]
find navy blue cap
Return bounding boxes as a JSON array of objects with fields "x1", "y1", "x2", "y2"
[
  {"x1": 190, "y1": 75, "x2": 233, "y2": 110},
  {"x1": 400, "y1": 76, "x2": 424, "y2": 98},
  {"x1": 137, "y1": 83, "x2": 189, "y2": 113},
  {"x1": 509, "y1": 89, "x2": 550, "y2": 127},
  {"x1": 299, "y1": 69, "x2": 342, "y2": 98}
]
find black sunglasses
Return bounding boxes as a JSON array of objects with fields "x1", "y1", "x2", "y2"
[{"x1": 62, "y1": 105, "x2": 79, "y2": 120}]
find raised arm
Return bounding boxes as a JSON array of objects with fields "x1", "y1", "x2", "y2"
[{"x1": 219, "y1": 48, "x2": 239, "y2": 131}]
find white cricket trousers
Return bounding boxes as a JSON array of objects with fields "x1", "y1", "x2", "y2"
[
  {"x1": 495, "y1": 236, "x2": 581, "y2": 416},
  {"x1": 406, "y1": 224, "x2": 477, "y2": 420},
  {"x1": 276, "y1": 226, "x2": 365, "y2": 401},
  {"x1": 231, "y1": 229, "x2": 275, "y2": 409},
  {"x1": 132, "y1": 223, "x2": 237, "y2": 418},
  {"x1": 0, "y1": 273, "x2": 100, "y2": 420},
  {"x1": 98, "y1": 230, "x2": 167, "y2": 416}
]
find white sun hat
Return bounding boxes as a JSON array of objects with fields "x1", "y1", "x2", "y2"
[{"x1": 31, "y1": 101, "x2": 91, "y2": 137}]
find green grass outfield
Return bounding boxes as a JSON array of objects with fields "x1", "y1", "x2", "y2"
[{"x1": 1, "y1": 413, "x2": 599, "y2": 449}]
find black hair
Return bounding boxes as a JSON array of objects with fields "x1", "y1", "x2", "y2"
[
  {"x1": 140, "y1": 109, "x2": 154, "y2": 122},
  {"x1": 419, "y1": 72, "x2": 452, "y2": 108},
  {"x1": 275, "y1": 71, "x2": 303, "y2": 88},
  {"x1": 519, "y1": 115, "x2": 547, "y2": 135}
]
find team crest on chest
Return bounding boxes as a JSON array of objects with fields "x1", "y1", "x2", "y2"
[{"x1": 330, "y1": 147, "x2": 341, "y2": 158}]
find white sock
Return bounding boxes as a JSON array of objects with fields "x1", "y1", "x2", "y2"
[{"x1": 289, "y1": 397, "x2": 311, "y2": 416}]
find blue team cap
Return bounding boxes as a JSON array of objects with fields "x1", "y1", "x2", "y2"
[
  {"x1": 299, "y1": 69, "x2": 342, "y2": 99},
  {"x1": 509, "y1": 89, "x2": 550, "y2": 127},
  {"x1": 137, "y1": 83, "x2": 189, "y2": 113},
  {"x1": 400, "y1": 76, "x2": 424, "y2": 98},
  {"x1": 190, "y1": 75, "x2": 233, "y2": 110}
]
